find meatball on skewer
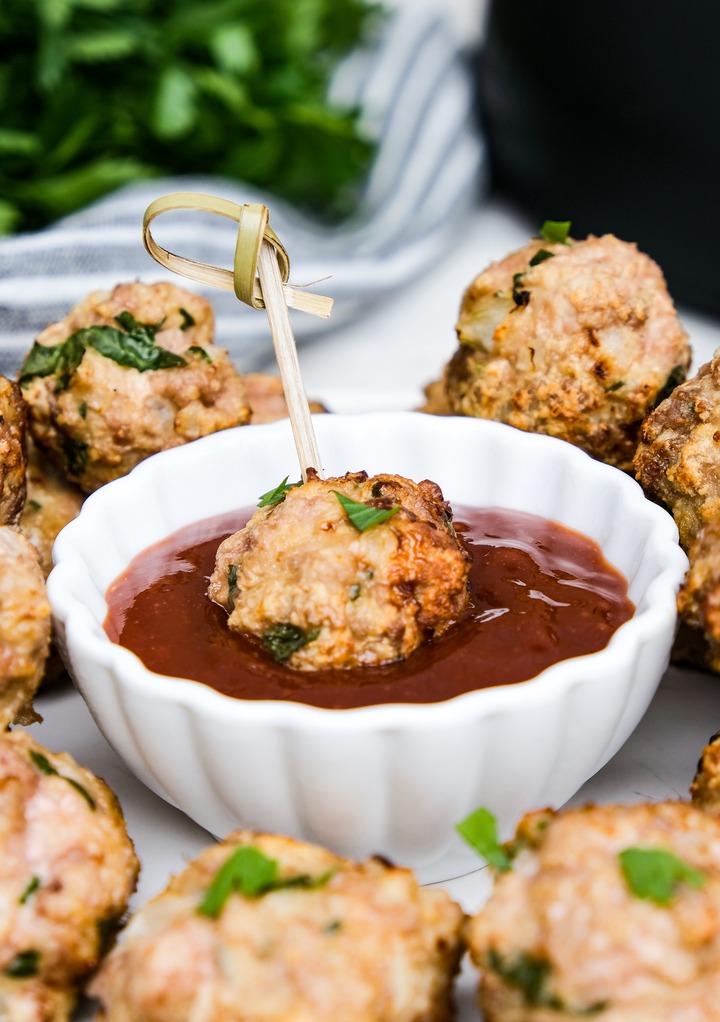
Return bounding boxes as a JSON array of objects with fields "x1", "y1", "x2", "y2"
[
  {"x1": 90, "y1": 829, "x2": 465, "y2": 1022},
  {"x1": 208, "y1": 470, "x2": 471, "y2": 670},
  {"x1": 441, "y1": 230, "x2": 689, "y2": 471},
  {"x1": 19, "y1": 282, "x2": 251, "y2": 493},
  {"x1": 0, "y1": 730, "x2": 139, "y2": 1022}
]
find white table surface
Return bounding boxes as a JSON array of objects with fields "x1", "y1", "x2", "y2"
[{"x1": 30, "y1": 197, "x2": 720, "y2": 1020}]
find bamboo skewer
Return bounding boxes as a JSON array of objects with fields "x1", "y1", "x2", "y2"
[
  {"x1": 142, "y1": 192, "x2": 330, "y2": 482},
  {"x1": 257, "y1": 239, "x2": 322, "y2": 479}
]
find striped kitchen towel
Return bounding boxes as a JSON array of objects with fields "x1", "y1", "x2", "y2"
[{"x1": 0, "y1": 7, "x2": 486, "y2": 377}]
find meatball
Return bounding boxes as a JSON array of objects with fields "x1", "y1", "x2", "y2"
[
  {"x1": 18, "y1": 439, "x2": 84, "y2": 579},
  {"x1": 690, "y1": 730, "x2": 720, "y2": 819},
  {"x1": 90, "y1": 828, "x2": 465, "y2": 1022},
  {"x1": 0, "y1": 730, "x2": 139, "y2": 1022},
  {"x1": 207, "y1": 471, "x2": 470, "y2": 670},
  {"x1": 634, "y1": 350, "x2": 720, "y2": 550},
  {"x1": 442, "y1": 233, "x2": 690, "y2": 471},
  {"x1": 243, "y1": 372, "x2": 327, "y2": 424},
  {"x1": 634, "y1": 350, "x2": 720, "y2": 670},
  {"x1": 19, "y1": 282, "x2": 251, "y2": 493},
  {"x1": 0, "y1": 374, "x2": 28, "y2": 527},
  {"x1": 467, "y1": 801, "x2": 720, "y2": 1021},
  {"x1": 0, "y1": 527, "x2": 51, "y2": 727}
]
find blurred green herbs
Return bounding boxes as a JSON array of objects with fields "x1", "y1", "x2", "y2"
[{"x1": 0, "y1": 0, "x2": 382, "y2": 234}]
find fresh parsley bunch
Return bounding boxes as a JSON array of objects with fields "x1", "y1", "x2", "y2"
[{"x1": 0, "y1": 0, "x2": 381, "y2": 234}]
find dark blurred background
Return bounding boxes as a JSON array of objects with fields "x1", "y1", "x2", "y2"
[{"x1": 477, "y1": 0, "x2": 720, "y2": 317}]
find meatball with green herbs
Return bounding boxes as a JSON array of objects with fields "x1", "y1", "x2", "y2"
[
  {"x1": 19, "y1": 282, "x2": 250, "y2": 493},
  {"x1": 90, "y1": 829, "x2": 465, "y2": 1022},
  {"x1": 207, "y1": 470, "x2": 471, "y2": 670},
  {"x1": 441, "y1": 224, "x2": 690, "y2": 471},
  {"x1": 462, "y1": 737, "x2": 720, "y2": 1022},
  {"x1": 0, "y1": 730, "x2": 138, "y2": 1022}
]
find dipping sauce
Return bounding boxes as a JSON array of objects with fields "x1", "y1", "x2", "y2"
[{"x1": 104, "y1": 507, "x2": 634, "y2": 708}]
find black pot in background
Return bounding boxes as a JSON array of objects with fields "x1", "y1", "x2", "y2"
[{"x1": 478, "y1": 1, "x2": 720, "y2": 317}]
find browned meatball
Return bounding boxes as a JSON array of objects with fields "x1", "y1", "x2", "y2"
[
  {"x1": 207, "y1": 471, "x2": 470, "y2": 670},
  {"x1": 467, "y1": 800, "x2": 720, "y2": 1021},
  {"x1": 634, "y1": 350, "x2": 720, "y2": 670},
  {"x1": 690, "y1": 730, "x2": 720, "y2": 818},
  {"x1": 0, "y1": 375, "x2": 28, "y2": 526},
  {"x1": 243, "y1": 372, "x2": 327, "y2": 425},
  {"x1": 19, "y1": 282, "x2": 251, "y2": 493},
  {"x1": 0, "y1": 527, "x2": 51, "y2": 727},
  {"x1": 18, "y1": 438, "x2": 84, "y2": 579},
  {"x1": 0, "y1": 730, "x2": 139, "y2": 1022},
  {"x1": 90, "y1": 829, "x2": 465, "y2": 1022},
  {"x1": 443, "y1": 233, "x2": 690, "y2": 471}
]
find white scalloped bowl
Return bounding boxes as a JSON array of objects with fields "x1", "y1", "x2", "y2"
[{"x1": 48, "y1": 413, "x2": 687, "y2": 881}]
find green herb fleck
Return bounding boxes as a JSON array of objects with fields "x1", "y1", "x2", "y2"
[
  {"x1": 227, "y1": 564, "x2": 238, "y2": 612},
  {"x1": 604, "y1": 380, "x2": 624, "y2": 393},
  {"x1": 26, "y1": 499, "x2": 41, "y2": 511},
  {"x1": 263, "y1": 623, "x2": 320, "y2": 662},
  {"x1": 488, "y1": 950, "x2": 561, "y2": 1009},
  {"x1": 652, "y1": 365, "x2": 686, "y2": 408},
  {"x1": 3, "y1": 949, "x2": 40, "y2": 978},
  {"x1": 178, "y1": 307, "x2": 196, "y2": 330},
  {"x1": 324, "y1": 919, "x2": 343, "y2": 934},
  {"x1": 198, "y1": 845, "x2": 332, "y2": 918},
  {"x1": 456, "y1": 807, "x2": 512, "y2": 872},
  {"x1": 29, "y1": 749, "x2": 96, "y2": 810},
  {"x1": 332, "y1": 491, "x2": 399, "y2": 532},
  {"x1": 511, "y1": 272, "x2": 530, "y2": 308},
  {"x1": 619, "y1": 847, "x2": 706, "y2": 907},
  {"x1": 348, "y1": 583, "x2": 361, "y2": 601},
  {"x1": 540, "y1": 220, "x2": 572, "y2": 244},
  {"x1": 257, "y1": 476, "x2": 302, "y2": 508},
  {"x1": 62, "y1": 436, "x2": 89, "y2": 476},
  {"x1": 83, "y1": 324, "x2": 186, "y2": 371},
  {"x1": 78, "y1": 400, "x2": 87, "y2": 418},
  {"x1": 185, "y1": 345, "x2": 211, "y2": 363},
  {"x1": 19, "y1": 876, "x2": 40, "y2": 905},
  {"x1": 529, "y1": 248, "x2": 555, "y2": 267}
]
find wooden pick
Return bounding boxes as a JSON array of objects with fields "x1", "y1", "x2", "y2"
[{"x1": 142, "y1": 192, "x2": 329, "y2": 481}]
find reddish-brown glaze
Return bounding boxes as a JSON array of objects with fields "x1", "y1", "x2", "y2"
[{"x1": 104, "y1": 507, "x2": 634, "y2": 709}]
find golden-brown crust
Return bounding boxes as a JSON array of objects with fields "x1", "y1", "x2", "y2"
[
  {"x1": 444, "y1": 234, "x2": 690, "y2": 471},
  {"x1": 0, "y1": 375, "x2": 28, "y2": 527},
  {"x1": 208, "y1": 471, "x2": 471, "y2": 670},
  {"x1": 18, "y1": 438, "x2": 84, "y2": 578}
]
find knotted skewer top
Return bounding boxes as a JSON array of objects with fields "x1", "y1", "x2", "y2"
[{"x1": 142, "y1": 192, "x2": 330, "y2": 480}]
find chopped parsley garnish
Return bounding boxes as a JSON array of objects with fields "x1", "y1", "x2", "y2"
[
  {"x1": 511, "y1": 271, "x2": 530, "y2": 308},
  {"x1": 198, "y1": 845, "x2": 332, "y2": 918},
  {"x1": 332, "y1": 491, "x2": 399, "y2": 532},
  {"x1": 3, "y1": 949, "x2": 40, "y2": 978},
  {"x1": 78, "y1": 400, "x2": 88, "y2": 419},
  {"x1": 619, "y1": 847, "x2": 705, "y2": 906},
  {"x1": 604, "y1": 380, "x2": 624, "y2": 393},
  {"x1": 178, "y1": 307, "x2": 196, "y2": 330},
  {"x1": 29, "y1": 749, "x2": 97, "y2": 810},
  {"x1": 456, "y1": 807, "x2": 512, "y2": 872},
  {"x1": 185, "y1": 345, "x2": 212, "y2": 363},
  {"x1": 488, "y1": 950, "x2": 606, "y2": 1014},
  {"x1": 257, "y1": 476, "x2": 302, "y2": 508},
  {"x1": 651, "y1": 365, "x2": 686, "y2": 408},
  {"x1": 263, "y1": 623, "x2": 320, "y2": 662},
  {"x1": 62, "y1": 436, "x2": 89, "y2": 476},
  {"x1": 18, "y1": 310, "x2": 186, "y2": 389},
  {"x1": 540, "y1": 220, "x2": 572, "y2": 244},
  {"x1": 227, "y1": 564, "x2": 239, "y2": 612},
  {"x1": 19, "y1": 876, "x2": 40, "y2": 905},
  {"x1": 529, "y1": 248, "x2": 555, "y2": 266},
  {"x1": 26, "y1": 499, "x2": 41, "y2": 511}
]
